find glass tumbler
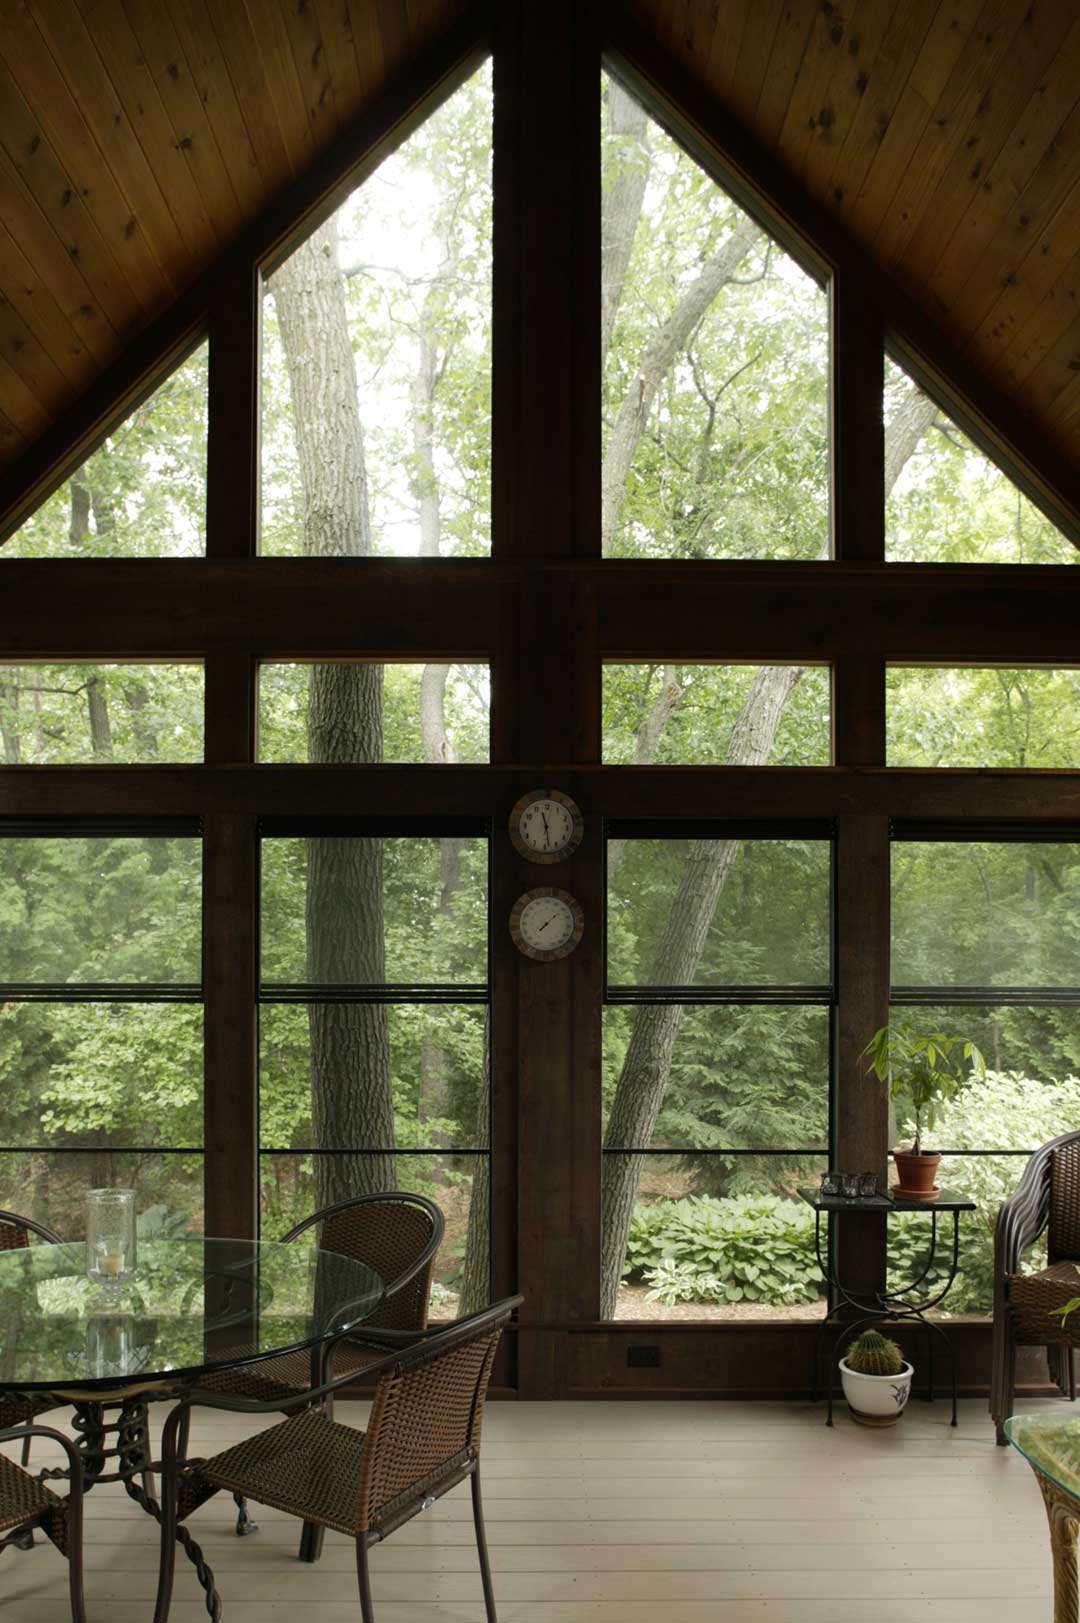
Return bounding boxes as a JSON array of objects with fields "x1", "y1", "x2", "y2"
[{"x1": 86, "y1": 1189, "x2": 136, "y2": 1287}]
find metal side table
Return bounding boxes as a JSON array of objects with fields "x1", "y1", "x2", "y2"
[{"x1": 800, "y1": 1185, "x2": 976, "y2": 1426}]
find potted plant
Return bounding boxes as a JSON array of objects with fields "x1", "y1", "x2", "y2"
[
  {"x1": 864, "y1": 1025, "x2": 986, "y2": 1199},
  {"x1": 839, "y1": 1329, "x2": 913, "y2": 1426}
]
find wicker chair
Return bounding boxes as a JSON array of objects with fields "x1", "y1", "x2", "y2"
[
  {"x1": 0, "y1": 1423, "x2": 86, "y2": 1622},
  {"x1": 0, "y1": 1210, "x2": 65, "y2": 1465},
  {"x1": 154, "y1": 1296, "x2": 522, "y2": 1623},
  {"x1": 991, "y1": 1129, "x2": 1080, "y2": 1443},
  {"x1": 195, "y1": 1191, "x2": 445, "y2": 1405}
]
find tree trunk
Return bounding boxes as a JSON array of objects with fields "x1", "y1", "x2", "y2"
[
  {"x1": 601, "y1": 216, "x2": 761, "y2": 552},
  {"x1": 271, "y1": 218, "x2": 395, "y2": 1207},
  {"x1": 601, "y1": 80, "x2": 650, "y2": 364},
  {"x1": 123, "y1": 682, "x2": 159, "y2": 760},
  {"x1": 0, "y1": 680, "x2": 19, "y2": 764},
  {"x1": 607, "y1": 666, "x2": 683, "y2": 882},
  {"x1": 457, "y1": 1011, "x2": 491, "y2": 1315},
  {"x1": 86, "y1": 672, "x2": 113, "y2": 759},
  {"x1": 884, "y1": 387, "x2": 938, "y2": 495}
]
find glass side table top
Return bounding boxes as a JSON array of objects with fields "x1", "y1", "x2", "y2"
[
  {"x1": 0, "y1": 1237, "x2": 384, "y2": 1392},
  {"x1": 798, "y1": 1185, "x2": 976, "y2": 1213},
  {"x1": 1005, "y1": 1415, "x2": 1080, "y2": 1499}
]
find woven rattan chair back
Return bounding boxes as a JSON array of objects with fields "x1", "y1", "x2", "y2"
[
  {"x1": 356, "y1": 1298, "x2": 513, "y2": 1533},
  {"x1": 1048, "y1": 1142, "x2": 1080, "y2": 1260},
  {"x1": 0, "y1": 1209, "x2": 62, "y2": 1252},
  {"x1": 286, "y1": 1192, "x2": 444, "y2": 1333}
]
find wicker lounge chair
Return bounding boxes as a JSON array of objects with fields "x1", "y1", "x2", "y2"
[
  {"x1": 0, "y1": 1424, "x2": 86, "y2": 1622},
  {"x1": 991, "y1": 1129, "x2": 1080, "y2": 1442},
  {"x1": 154, "y1": 1295, "x2": 522, "y2": 1623}
]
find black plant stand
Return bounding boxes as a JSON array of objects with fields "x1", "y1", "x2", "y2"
[{"x1": 800, "y1": 1187, "x2": 977, "y2": 1427}]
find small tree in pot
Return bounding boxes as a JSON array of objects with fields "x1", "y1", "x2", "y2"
[{"x1": 864, "y1": 1026, "x2": 986, "y2": 1199}]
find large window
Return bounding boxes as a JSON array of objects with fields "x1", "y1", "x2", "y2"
[
  {"x1": 889, "y1": 831, "x2": 1080, "y2": 1313},
  {"x1": 602, "y1": 663, "x2": 831, "y2": 765},
  {"x1": 0, "y1": 821, "x2": 204, "y2": 1233},
  {"x1": 257, "y1": 663, "x2": 490, "y2": 764},
  {"x1": 603, "y1": 823, "x2": 833, "y2": 1320},
  {"x1": 0, "y1": 663, "x2": 205, "y2": 764},
  {"x1": 600, "y1": 73, "x2": 830, "y2": 560},
  {"x1": 258, "y1": 820, "x2": 490, "y2": 1316},
  {"x1": 2, "y1": 344, "x2": 209, "y2": 560},
  {"x1": 886, "y1": 667, "x2": 1080, "y2": 768},
  {"x1": 260, "y1": 64, "x2": 492, "y2": 559},
  {"x1": 884, "y1": 355, "x2": 1077, "y2": 565}
]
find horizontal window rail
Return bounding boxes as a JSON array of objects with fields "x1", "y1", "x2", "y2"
[
  {"x1": 891, "y1": 985, "x2": 1080, "y2": 1006},
  {"x1": 0, "y1": 982, "x2": 202, "y2": 1004},
  {"x1": 260, "y1": 1145, "x2": 489, "y2": 1157},
  {"x1": 606, "y1": 983, "x2": 833, "y2": 1005},
  {"x1": 602, "y1": 1146, "x2": 826, "y2": 1156},
  {"x1": 258, "y1": 981, "x2": 489, "y2": 1005}
]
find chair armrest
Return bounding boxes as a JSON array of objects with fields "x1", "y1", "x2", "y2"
[{"x1": 0, "y1": 1424, "x2": 85, "y2": 1506}]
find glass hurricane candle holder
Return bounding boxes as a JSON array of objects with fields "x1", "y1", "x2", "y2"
[{"x1": 86, "y1": 1188, "x2": 136, "y2": 1288}]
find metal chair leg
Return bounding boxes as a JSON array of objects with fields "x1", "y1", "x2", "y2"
[
  {"x1": 234, "y1": 1492, "x2": 258, "y2": 1536},
  {"x1": 299, "y1": 1519, "x2": 325, "y2": 1562},
  {"x1": 993, "y1": 1322, "x2": 1017, "y2": 1445},
  {"x1": 20, "y1": 1433, "x2": 31, "y2": 1468},
  {"x1": 356, "y1": 1537, "x2": 375, "y2": 1623},
  {"x1": 471, "y1": 1466, "x2": 498, "y2": 1623}
]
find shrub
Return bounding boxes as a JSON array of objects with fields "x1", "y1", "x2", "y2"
[{"x1": 626, "y1": 1193, "x2": 823, "y2": 1306}]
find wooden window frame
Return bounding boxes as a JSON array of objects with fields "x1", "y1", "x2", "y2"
[{"x1": 0, "y1": 1, "x2": 1078, "y2": 1395}]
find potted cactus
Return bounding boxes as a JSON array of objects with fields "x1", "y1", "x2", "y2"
[
  {"x1": 839, "y1": 1329, "x2": 913, "y2": 1426},
  {"x1": 864, "y1": 1025, "x2": 986, "y2": 1199}
]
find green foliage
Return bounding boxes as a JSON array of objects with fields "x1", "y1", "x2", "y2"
[
  {"x1": 626, "y1": 1194, "x2": 823, "y2": 1306},
  {"x1": 865, "y1": 1025, "x2": 986, "y2": 1156},
  {"x1": 844, "y1": 1329, "x2": 904, "y2": 1377}
]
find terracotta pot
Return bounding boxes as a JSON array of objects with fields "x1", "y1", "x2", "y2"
[{"x1": 893, "y1": 1149, "x2": 941, "y2": 1198}]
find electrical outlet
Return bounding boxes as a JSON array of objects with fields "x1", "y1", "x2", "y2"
[{"x1": 627, "y1": 1343, "x2": 661, "y2": 1368}]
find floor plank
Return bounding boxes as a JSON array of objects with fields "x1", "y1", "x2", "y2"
[{"x1": 0, "y1": 1397, "x2": 1064, "y2": 1621}]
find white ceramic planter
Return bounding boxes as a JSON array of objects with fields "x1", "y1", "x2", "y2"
[{"x1": 838, "y1": 1358, "x2": 914, "y2": 1426}]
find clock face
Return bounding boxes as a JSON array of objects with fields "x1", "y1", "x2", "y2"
[
  {"x1": 509, "y1": 789, "x2": 584, "y2": 864},
  {"x1": 509, "y1": 888, "x2": 585, "y2": 961}
]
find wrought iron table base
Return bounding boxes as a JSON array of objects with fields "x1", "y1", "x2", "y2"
[
  {"x1": 28, "y1": 1393, "x2": 222, "y2": 1622},
  {"x1": 810, "y1": 1202, "x2": 962, "y2": 1427}
]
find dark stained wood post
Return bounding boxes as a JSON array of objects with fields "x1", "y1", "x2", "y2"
[{"x1": 492, "y1": 0, "x2": 602, "y2": 1395}]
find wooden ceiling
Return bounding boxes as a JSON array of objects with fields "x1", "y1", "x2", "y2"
[{"x1": 1, "y1": 0, "x2": 1078, "y2": 479}]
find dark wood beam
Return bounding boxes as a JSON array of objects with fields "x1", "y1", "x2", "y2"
[{"x1": 202, "y1": 813, "x2": 258, "y2": 1239}]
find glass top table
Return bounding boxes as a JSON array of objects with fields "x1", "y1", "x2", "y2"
[
  {"x1": 0, "y1": 1236, "x2": 384, "y2": 1391},
  {"x1": 1005, "y1": 1415, "x2": 1080, "y2": 1621}
]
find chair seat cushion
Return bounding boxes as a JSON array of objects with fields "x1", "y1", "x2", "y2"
[
  {"x1": 187, "y1": 1408, "x2": 367, "y2": 1537},
  {"x1": 0, "y1": 1450, "x2": 61, "y2": 1536},
  {"x1": 1008, "y1": 1260, "x2": 1080, "y2": 1338},
  {"x1": 196, "y1": 1336, "x2": 392, "y2": 1404}
]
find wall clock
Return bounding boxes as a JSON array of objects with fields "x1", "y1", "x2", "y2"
[
  {"x1": 509, "y1": 788, "x2": 584, "y2": 864},
  {"x1": 509, "y1": 887, "x2": 585, "y2": 961}
]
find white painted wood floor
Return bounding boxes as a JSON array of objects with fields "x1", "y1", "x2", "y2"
[{"x1": 1, "y1": 1395, "x2": 1067, "y2": 1622}]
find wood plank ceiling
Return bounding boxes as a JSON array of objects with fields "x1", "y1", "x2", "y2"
[{"x1": 0, "y1": 0, "x2": 1078, "y2": 475}]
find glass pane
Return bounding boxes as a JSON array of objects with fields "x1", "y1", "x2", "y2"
[
  {"x1": 2, "y1": 344, "x2": 208, "y2": 560},
  {"x1": 260, "y1": 1004, "x2": 486, "y2": 1151},
  {"x1": 887, "y1": 667, "x2": 1080, "y2": 767},
  {"x1": 0, "y1": 1152, "x2": 203, "y2": 1236},
  {"x1": 608, "y1": 837, "x2": 831, "y2": 987},
  {"x1": 259, "y1": 1153, "x2": 489, "y2": 1317},
  {"x1": 0, "y1": 836, "x2": 202, "y2": 985},
  {"x1": 601, "y1": 73, "x2": 829, "y2": 560},
  {"x1": 258, "y1": 663, "x2": 490, "y2": 764},
  {"x1": 887, "y1": 1155, "x2": 1036, "y2": 1318},
  {"x1": 603, "y1": 664, "x2": 830, "y2": 764},
  {"x1": 0, "y1": 1004, "x2": 203, "y2": 1149},
  {"x1": 0, "y1": 664, "x2": 204, "y2": 764},
  {"x1": 260, "y1": 835, "x2": 487, "y2": 987},
  {"x1": 261, "y1": 64, "x2": 492, "y2": 558},
  {"x1": 891, "y1": 842, "x2": 1080, "y2": 989},
  {"x1": 603, "y1": 1005, "x2": 829, "y2": 1148},
  {"x1": 884, "y1": 356, "x2": 1077, "y2": 564},
  {"x1": 886, "y1": 1006, "x2": 1080, "y2": 1150},
  {"x1": 607, "y1": 1153, "x2": 827, "y2": 1320}
]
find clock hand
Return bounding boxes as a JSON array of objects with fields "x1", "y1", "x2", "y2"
[{"x1": 541, "y1": 812, "x2": 551, "y2": 847}]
